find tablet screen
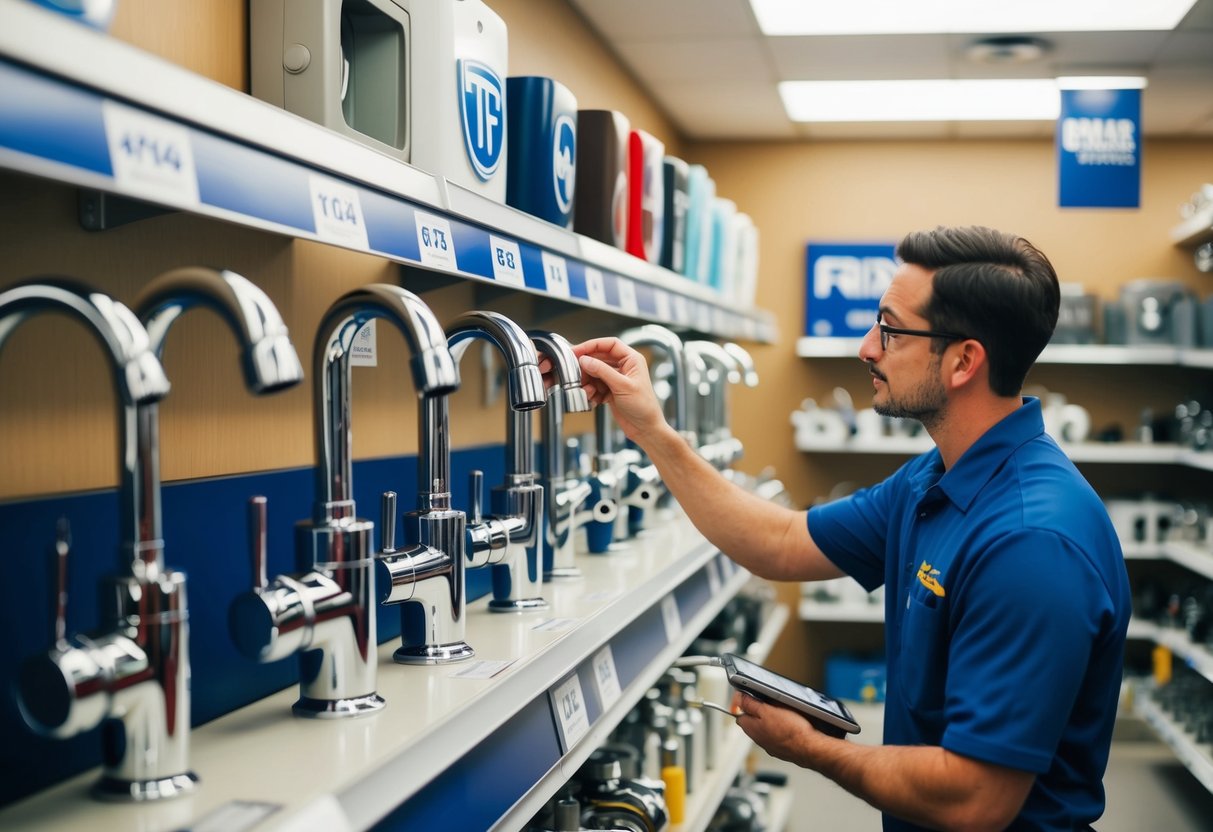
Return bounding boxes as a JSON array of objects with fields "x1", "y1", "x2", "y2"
[{"x1": 726, "y1": 653, "x2": 852, "y2": 719}]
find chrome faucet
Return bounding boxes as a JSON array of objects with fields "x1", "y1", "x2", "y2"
[
  {"x1": 684, "y1": 341, "x2": 757, "y2": 471},
  {"x1": 380, "y1": 310, "x2": 545, "y2": 662},
  {"x1": 4, "y1": 278, "x2": 185, "y2": 801},
  {"x1": 530, "y1": 330, "x2": 594, "y2": 580},
  {"x1": 229, "y1": 284, "x2": 458, "y2": 714}
]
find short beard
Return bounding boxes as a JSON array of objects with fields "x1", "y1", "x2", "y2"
[{"x1": 872, "y1": 354, "x2": 948, "y2": 432}]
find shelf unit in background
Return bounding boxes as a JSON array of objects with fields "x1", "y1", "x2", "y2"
[{"x1": 0, "y1": 0, "x2": 775, "y2": 343}]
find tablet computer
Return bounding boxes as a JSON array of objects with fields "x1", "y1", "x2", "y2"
[{"x1": 722, "y1": 653, "x2": 861, "y2": 738}]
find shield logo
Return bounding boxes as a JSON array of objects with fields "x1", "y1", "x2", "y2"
[
  {"x1": 457, "y1": 59, "x2": 505, "y2": 182},
  {"x1": 552, "y1": 114, "x2": 577, "y2": 215}
]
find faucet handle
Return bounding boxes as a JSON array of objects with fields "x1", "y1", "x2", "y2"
[
  {"x1": 53, "y1": 516, "x2": 71, "y2": 646},
  {"x1": 248, "y1": 496, "x2": 268, "y2": 591},
  {"x1": 469, "y1": 470, "x2": 484, "y2": 525},
  {"x1": 381, "y1": 491, "x2": 398, "y2": 554}
]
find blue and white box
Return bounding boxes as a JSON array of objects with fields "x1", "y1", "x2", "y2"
[{"x1": 506, "y1": 76, "x2": 577, "y2": 229}]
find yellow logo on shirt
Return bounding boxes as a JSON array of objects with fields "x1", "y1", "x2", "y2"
[{"x1": 917, "y1": 561, "x2": 946, "y2": 597}]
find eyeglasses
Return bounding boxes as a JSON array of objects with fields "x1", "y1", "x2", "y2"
[{"x1": 876, "y1": 313, "x2": 968, "y2": 351}]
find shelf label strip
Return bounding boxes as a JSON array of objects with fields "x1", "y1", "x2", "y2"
[{"x1": 549, "y1": 673, "x2": 591, "y2": 754}]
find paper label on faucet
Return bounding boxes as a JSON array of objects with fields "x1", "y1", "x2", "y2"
[
  {"x1": 584, "y1": 267, "x2": 607, "y2": 307},
  {"x1": 541, "y1": 252, "x2": 571, "y2": 298},
  {"x1": 592, "y1": 645, "x2": 622, "y2": 710},
  {"x1": 661, "y1": 594, "x2": 682, "y2": 643},
  {"x1": 102, "y1": 101, "x2": 200, "y2": 207},
  {"x1": 349, "y1": 320, "x2": 377, "y2": 367},
  {"x1": 489, "y1": 235, "x2": 525, "y2": 286},
  {"x1": 308, "y1": 174, "x2": 369, "y2": 250},
  {"x1": 617, "y1": 279, "x2": 640, "y2": 316},
  {"x1": 550, "y1": 673, "x2": 590, "y2": 752},
  {"x1": 414, "y1": 210, "x2": 457, "y2": 271}
]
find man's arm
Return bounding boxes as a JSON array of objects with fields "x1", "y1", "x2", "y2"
[
  {"x1": 572, "y1": 337, "x2": 843, "y2": 582},
  {"x1": 734, "y1": 692, "x2": 1035, "y2": 832}
]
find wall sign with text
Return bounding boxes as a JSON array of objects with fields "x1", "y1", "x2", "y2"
[
  {"x1": 1057, "y1": 87, "x2": 1141, "y2": 209},
  {"x1": 804, "y1": 242, "x2": 897, "y2": 338}
]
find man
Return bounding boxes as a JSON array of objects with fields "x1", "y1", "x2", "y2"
[{"x1": 572, "y1": 225, "x2": 1130, "y2": 831}]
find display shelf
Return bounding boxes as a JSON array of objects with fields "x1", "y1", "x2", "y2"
[
  {"x1": 1171, "y1": 201, "x2": 1213, "y2": 249},
  {"x1": 799, "y1": 599, "x2": 885, "y2": 623},
  {"x1": 797, "y1": 337, "x2": 1213, "y2": 368},
  {"x1": 794, "y1": 434, "x2": 1185, "y2": 465},
  {"x1": 765, "y1": 785, "x2": 793, "y2": 832},
  {"x1": 1133, "y1": 688, "x2": 1213, "y2": 794},
  {"x1": 1131, "y1": 621, "x2": 1213, "y2": 685},
  {"x1": 1162, "y1": 540, "x2": 1213, "y2": 582},
  {"x1": 0, "y1": 512, "x2": 759, "y2": 832},
  {"x1": 0, "y1": 0, "x2": 774, "y2": 343},
  {"x1": 1127, "y1": 617, "x2": 1157, "y2": 640},
  {"x1": 673, "y1": 603, "x2": 788, "y2": 832}
]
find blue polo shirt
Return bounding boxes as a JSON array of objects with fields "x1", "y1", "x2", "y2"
[{"x1": 808, "y1": 398, "x2": 1130, "y2": 831}]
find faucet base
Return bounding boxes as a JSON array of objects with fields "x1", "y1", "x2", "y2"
[
  {"x1": 545, "y1": 566, "x2": 583, "y2": 581},
  {"x1": 393, "y1": 642, "x2": 475, "y2": 665},
  {"x1": 92, "y1": 771, "x2": 198, "y2": 802},
  {"x1": 488, "y1": 597, "x2": 550, "y2": 613},
  {"x1": 292, "y1": 693, "x2": 386, "y2": 719}
]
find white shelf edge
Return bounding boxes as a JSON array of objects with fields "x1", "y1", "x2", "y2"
[
  {"x1": 1133, "y1": 689, "x2": 1213, "y2": 794},
  {"x1": 794, "y1": 434, "x2": 1187, "y2": 466},
  {"x1": 797, "y1": 337, "x2": 1213, "y2": 368},
  {"x1": 1161, "y1": 540, "x2": 1213, "y2": 581},
  {"x1": 765, "y1": 786, "x2": 794, "y2": 832},
  {"x1": 799, "y1": 599, "x2": 885, "y2": 623},
  {"x1": 1170, "y1": 202, "x2": 1213, "y2": 248}
]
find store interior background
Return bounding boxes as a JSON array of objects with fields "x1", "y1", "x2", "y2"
[{"x1": 2, "y1": 0, "x2": 1212, "y2": 699}]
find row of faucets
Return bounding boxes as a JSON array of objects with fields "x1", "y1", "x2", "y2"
[{"x1": 0, "y1": 269, "x2": 758, "y2": 804}]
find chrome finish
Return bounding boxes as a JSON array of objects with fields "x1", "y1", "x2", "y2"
[
  {"x1": 583, "y1": 407, "x2": 628, "y2": 554},
  {"x1": 620, "y1": 324, "x2": 695, "y2": 444},
  {"x1": 685, "y1": 341, "x2": 749, "y2": 471},
  {"x1": 531, "y1": 330, "x2": 594, "y2": 580},
  {"x1": 2, "y1": 280, "x2": 209, "y2": 802},
  {"x1": 231, "y1": 284, "x2": 456, "y2": 710}
]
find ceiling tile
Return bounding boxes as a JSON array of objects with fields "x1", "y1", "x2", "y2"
[
  {"x1": 655, "y1": 82, "x2": 797, "y2": 139},
  {"x1": 794, "y1": 121, "x2": 952, "y2": 140},
  {"x1": 767, "y1": 34, "x2": 951, "y2": 80},
  {"x1": 568, "y1": 0, "x2": 759, "y2": 41}
]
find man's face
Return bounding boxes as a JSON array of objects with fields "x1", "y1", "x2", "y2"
[{"x1": 857, "y1": 263, "x2": 950, "y2": 428}]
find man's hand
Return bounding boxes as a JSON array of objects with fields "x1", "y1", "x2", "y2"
[
  {"x1": 571, "y1": 337, "x2": 672, "y2": 444},
  {"x1": 731, "y1": 690, "x2": 832, "y2": 766}
]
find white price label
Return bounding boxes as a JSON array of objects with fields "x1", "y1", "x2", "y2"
[
  {"x1": 672, "y1": 294, "x2": 690, "y2": 325},
  {"x1": 551, "y1": 674, "x2": 590, "y2": 751},
  {"x1": 308, "y1": 173, "x2": 369, "y2": 249},
  {"x1": 696, "y1": 303, "x2": 713, "y2": 332},
  {"x1": 349, "y1": 320, "x2": 377, "y2": 367},
  {"x1": 489, "y1": 235, "x2": 525, "y2": 286},
  {"x1": 541, "y1": 251, "x2": 571, "y2": 298},
  {"x1": 654, "y1": 289, "x2": 672, "y2": 321},
  {"x1": 592, "y1": 646, "x2": 622, "y2": 710},
  {"x1": 714, "y1": 308, "x2": 727, "y2": 331},
  {"x1": 414, "y1": 210, "x2": 457, "y2": 270},
  {"x1": 660, "y1": 594, "x2": 682, "y2": 644},
  {"x1": 584, "y1": 267, "x2": 607, "y2": 307},
  {"x1": 101, "y1": 101, "x2": 199, "y2": 207},
  {"x1": 706, "y1": 558, "x2": 722, "y2": 595},
  {"x1": 617, "y1": 279, "x2": 639, "y2": 316}
]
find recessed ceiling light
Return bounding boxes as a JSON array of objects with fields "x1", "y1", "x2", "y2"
[
  {"x1": 779, "y1": 79, "x2": 1062, "y2": 122},
  {"x1": 751, "y1": 0, "x2": 1198, "y2": 36},
  {"x1": 965, "y1": 36, "x2": 1051, "y2": 65}
]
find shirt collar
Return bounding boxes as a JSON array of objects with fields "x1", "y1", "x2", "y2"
[{"x1": 924, "y1": 397, "x2": 1046, "y2": 512}]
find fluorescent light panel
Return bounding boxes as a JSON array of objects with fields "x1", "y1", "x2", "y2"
[
  {"x1": 779, "y1": 79, "x2": 1061, "y2": 122},
  {"x1": 751, "y1": 0, "x2": 1198, "y2": 36},
  {"x1": 1057, "y1": 76, "x2": 1148, "y2": 90}
]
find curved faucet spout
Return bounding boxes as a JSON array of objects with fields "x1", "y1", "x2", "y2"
[
  {"x1": 127, "y1": 268, "x2": 304, "y2": 577},
  {"x1": 620, "y1": 324, "x2": 693, "y2": 441},
  {"x1": 313, "y1": 284, "x2": 459, "y2": 520},
  {"x1": 446, "y1": 311, "x2": 545, "y2": 412},
  {"x1": 529, "y1": 329, "x2": 590, "y2": 414},
  {"x1": 0, "y1": 278, "x2": 170, "y2": 405},
  {"x1": 723, "y1": 342, "x2": 759, "y2": 388},
  {"x1": 137, "y1": 267, "x2": 304, "y2": 393}
]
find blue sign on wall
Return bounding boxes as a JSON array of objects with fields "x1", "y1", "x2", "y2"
[
  {"x1": 1057, "y1": 87, "x2": 1141, "y2": 209},
  {"x1": 804, "y1": 242, "x2": 897, "y2": 337}
]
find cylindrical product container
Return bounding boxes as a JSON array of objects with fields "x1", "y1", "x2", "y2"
[
  {"x1": 683, "y1": 165, "x2": 715, "y2": 284},
  {"x1": 661, "y1": 156, "x2": 690, "y2": 273},
  {"x1": 708, "y1": 196, "x2": 738, "y2": 295},
  {"x1": 506, "y1": 76, "x2": 578, "y2": 229},
  {"x1": 575, "y1": 109, "x2": 631, "y2": 248},
  {"x1": 626, "y1": 129, "x2": 666, "y2": 263},
  {"x1": 732, "y1": 212, "x2": 760, "y2": 307}
]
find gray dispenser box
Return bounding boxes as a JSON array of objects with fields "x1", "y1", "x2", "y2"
[{"x1": 251, "y1": 0, "x2": 411, "y2": 162}]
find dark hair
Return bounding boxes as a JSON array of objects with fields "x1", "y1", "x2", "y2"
[{"x1": 896, "y1": 225, "x2": 1059, "y2": 397}]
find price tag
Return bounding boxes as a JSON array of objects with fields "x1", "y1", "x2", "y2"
[
  {"x1": 660, "y1": 594, "x2": 682, "y2": 644},
  {"x1": 584, "y1": 267, "x2": 607, "y2": 307},
  {"x1": 550, "y1": 674, "x2": 590, "y2": 752},
  {"x1": 541, "y1": 251, "x2": 571, "y2": 298},
  {"x1": 706, "y1": 557, "x2": 722, "y2": 595},
  {"x1": 349, "y1": 320, "x2": 377, "y2": 367},
  {"x1": 592, "y1": 645, "x2": 622, "y2": 710},
  {"x1": 414, "y1": 210, "x2": 457, "y2": 271},
  {"x1": 654, "y1": 289, "x2": 672, "y2": 322},
  {"x1": 308, "y1": 173, "x2": 370, "y2": 249},
  {"x1": 714, "y1": 308, "x2": 727, "y2": 332},
  {"x1": 672, "y1": 294, "x2": 690, "y2": 325},
  {"x1": 489, "y1": 235, "x2": 525, "y2": 286},
  {"x1": 696, "y1": 303, "x2": 713, "y2": 332},
  {"x1": 617, "y1": 279, "x2": 639, "y2": 316},
  {"x1": 101, "y1": 101, "x2": 199, "y2": 207}
]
